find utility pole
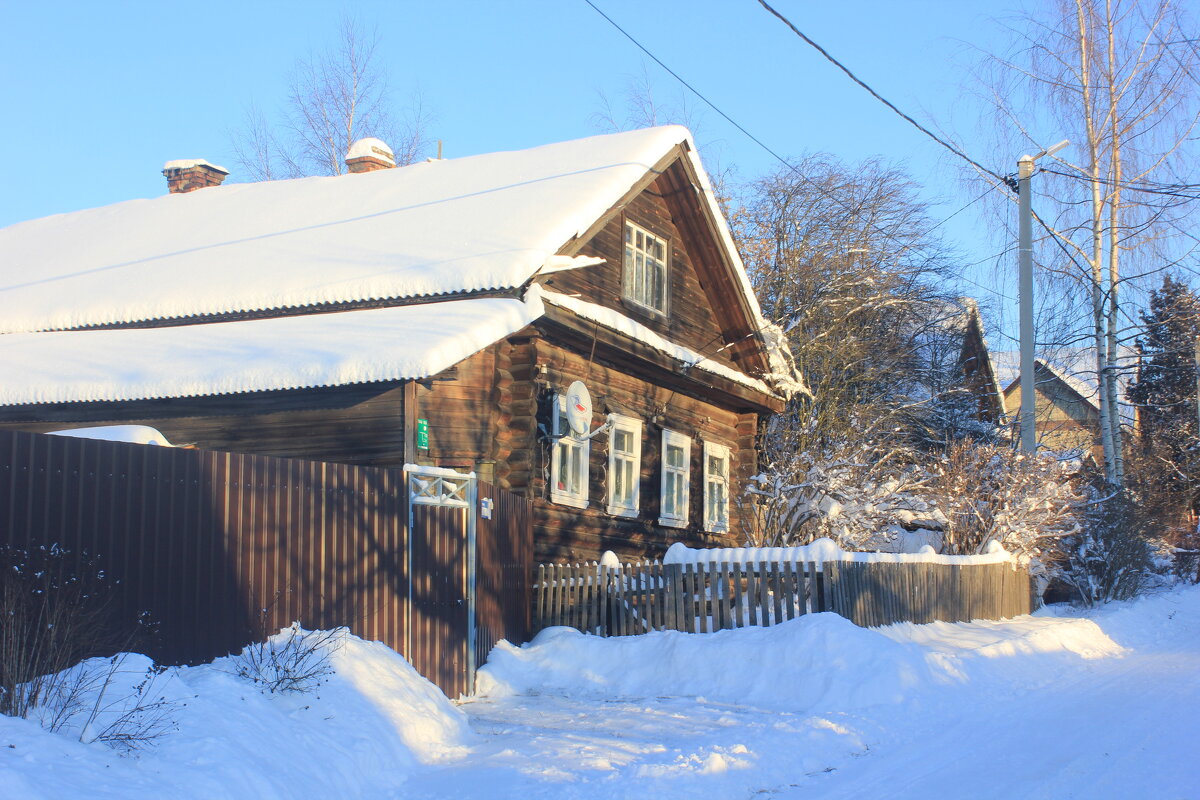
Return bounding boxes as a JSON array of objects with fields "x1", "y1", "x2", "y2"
[{"x1": 1016, "y1": 139, "x2": 1069, "y2": 453}]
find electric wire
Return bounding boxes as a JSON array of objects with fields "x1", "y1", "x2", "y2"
[
  {"x1": 1040, "y1": 167, "x2": 1200, "y2": 201},
  {"x1": 581, "y1": 0, "x2": 1011, "y2": 304},
  {"x1": 754, "y1": 0, "x2": 1009, "y2": 185}
]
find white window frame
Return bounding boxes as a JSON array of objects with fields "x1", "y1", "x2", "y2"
[
  {"x1": 605, "y1": 414, "x2": 642, "y2": 517},
  {"x1": 703, "y1": 441, "x2": 731, "y2": 533},
  {"x1": 622, "y1": 220, "x2": 668, "y2": 315},
  {"x1": 659, "y1": 429, "x2": 691, "y2": 528},
  {"x1": 550, "y1": 393, "x2": 589, "y2": 508}
]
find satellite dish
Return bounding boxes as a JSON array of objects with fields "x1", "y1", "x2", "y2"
[{"x1": 565, "y1": 380, "x2": 592, "y2": 436}]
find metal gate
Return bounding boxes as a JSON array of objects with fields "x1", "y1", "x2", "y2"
[{"x1": 405, "y1": 466, "x2": 533, "y2": 697}]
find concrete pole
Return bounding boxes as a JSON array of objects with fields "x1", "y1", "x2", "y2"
[{"x1": 1018, "y1": 155, "x2": 1037, "y2": 453}]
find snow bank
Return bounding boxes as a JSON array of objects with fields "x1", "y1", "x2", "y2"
[
  {"x1": 480, "y1": 614, "x2": 934, "y2": 712},
  {"x1": 663, "y1": 537, "x2": 1013, "y2": 568},
  {"x1": 478, "y1": 608, "x2": 1123, "y2": 717},
  {"x1": 0, "y1": 630, "x2": 472, "y2": 798},
  {"x1": 881, "y1": 616, "x2": 1124, "y2": 662},
  {"x1": 1043, "y1": 581, "x2": 1200, "y2": 652}
]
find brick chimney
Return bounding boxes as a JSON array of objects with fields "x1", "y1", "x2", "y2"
[
  {"x1": 345, "y1": 138, "x2": 396, "y2": 173},
  {"x1": 162, "y1": 159, "x2": 229, "y2": 193}
]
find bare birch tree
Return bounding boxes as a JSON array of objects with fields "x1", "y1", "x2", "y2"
[
  {"x1": 976, "y1": 0, "x2": 1199, "y2": 485},
  {"x1": 231, "y1": 16, "x2": 430, "y2": 179}
]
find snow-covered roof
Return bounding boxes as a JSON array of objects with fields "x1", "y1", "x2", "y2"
[
  {"x1": 0, "y1": 126, "x2": 717, "y2": 334},
  {"x1": 0, "y1": 297, "x2": 542, "y2": 406}
]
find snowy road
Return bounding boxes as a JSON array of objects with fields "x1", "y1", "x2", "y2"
[
  {"x1": 3, "y1": 588, "x2": 1197, "y2": 798},
  {"x1": 407, "y1": 591, "x2": 1200, "y2": 800}
]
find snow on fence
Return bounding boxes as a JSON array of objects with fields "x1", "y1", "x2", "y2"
[{"x1": 535, "y1": 559, "x2": 1032, "y2": 635}]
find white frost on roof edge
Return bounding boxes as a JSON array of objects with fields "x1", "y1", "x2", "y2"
[
  {"x1": 0, "y1": 296, "x2": 543, "y2": 406},
  {"x1": 532, "y1": 285, "x2": 778, "y2": 397}
]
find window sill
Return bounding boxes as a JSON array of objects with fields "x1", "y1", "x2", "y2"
[
  {"x1": 607, "y1": 505, "x2": 639, "y2": 518},
  {"x1": 620, "y1": 296, "x2": 668, "y2": 322},
  {"x1": 551, "y1": 494, "x2": 589, "y2": 509},
  {"x1": 659, "y1": 516, "x2": 689, "y2": 528}
]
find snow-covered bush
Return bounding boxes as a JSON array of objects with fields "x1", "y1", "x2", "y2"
[
  {"x1": 742, "y1": 439, "x2": 941, "y2": 550},
  {"x1": 743, "y1": 440, "x2": 1084, "y2": 586},
  {"x1": 232, "y1": 623, "x2": 344, "y2": 694},
  {"x1": 931, "y1": 442, "x2": 1083, "y2": 584},
  {"x1": 1065, "y1": 486, "x2": 1159, "y2": 606}
]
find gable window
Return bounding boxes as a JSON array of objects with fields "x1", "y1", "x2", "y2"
[
  {"x1": 659, "y1": 429, "x2": 691, "y2": 527},
  {"x1": 703, "y1": 441, "x2": 731, "y2": 533},
  {"x1": 606, "y1": 414, "x2": 642, "y2": 517},
  {"x1": 623, "y1": 221, "x2": 668, "y2": 315},
  {"x1": 551, "y1": 393, "x2": 589, "y2": 508}
]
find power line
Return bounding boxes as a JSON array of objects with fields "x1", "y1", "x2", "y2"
[
  {"x1": 581, "y1": 0, "x2": 1008, "y2": 303},
  {"x1": 581, "y1": 0, "x2": 805, "y2": 179},
  {"x1": 754, "y1": 0, "x2": 1008, "y2": 185},
  {"x1": 1040, "y1": 167, "x2": 1200, "y2": 201}
]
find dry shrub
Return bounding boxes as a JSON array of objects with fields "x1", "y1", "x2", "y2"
[
  {"x1": 1, "y1": 545, "x2": 177, "y2": 751},
  {"x1": 0, "y1": 545, "x2": 123, "y2": 718},
  {"x1": 232, "y1": 622, "x2": 343, "y2": 695}
]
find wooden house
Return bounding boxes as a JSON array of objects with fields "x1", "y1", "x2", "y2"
[
  {"x1": 993, "y1": 348, "x2": 1137, "y2": 461},
  {"x1": 0, "y1": 127, "x2": 801, "y2": 563}
]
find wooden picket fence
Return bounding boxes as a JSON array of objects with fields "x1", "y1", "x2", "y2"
[{"x1": 535, "y1": 559, "x2": 1032, "y2": 635}]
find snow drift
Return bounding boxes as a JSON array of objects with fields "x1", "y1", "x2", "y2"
[
  {"x1": 477, "y1": 610, "x2": 1123, "y2": 714},
  {"x1": 0, "y1": 630, "x2": 472, "y2": 799}
]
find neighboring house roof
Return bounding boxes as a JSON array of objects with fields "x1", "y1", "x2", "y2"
[
  {"x1": 993, "y1": 346, "x2": 1139, "y2": 425},
  {"x1": 0, "y1": 127, "x2": 801, "y2": 404},
  {"x1": 955, "y1": 299, "x2": 1005, "y2": 422}
]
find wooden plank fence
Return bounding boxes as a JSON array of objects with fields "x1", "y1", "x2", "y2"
[{"x1": 536, "y1": 559, "x2": 1031, "y2": 635}]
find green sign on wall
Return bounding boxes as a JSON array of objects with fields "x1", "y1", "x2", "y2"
[{"x1": 416, "y1": 418, "x2": 430, "y2": 449}]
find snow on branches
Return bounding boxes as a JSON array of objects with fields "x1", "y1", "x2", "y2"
[{"x1": 742, "y1": 440, "x2": 1083, "y2": 585}]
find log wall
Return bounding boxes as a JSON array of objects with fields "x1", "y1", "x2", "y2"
[
  {"x1": 0, "y1": 383, "x2": 407, "y2": 468},
  {"x1": 518, "y1": 336, "x2": 756, "y2": 563},
  {"x1": 537, "y1": 169, "x2": 738, "y2": 371}
]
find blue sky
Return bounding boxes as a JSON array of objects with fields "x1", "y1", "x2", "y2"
[{"x1": 0, "y1": 1, "x2": 1024, "y2": 334}]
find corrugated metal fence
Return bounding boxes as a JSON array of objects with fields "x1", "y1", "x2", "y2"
[
  {"x1": 0, "y1": 429, "x2": 532, "y2": 698},
  {"x1": 537, "y1": 558, "x2": 1032, "y2": 635}
]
